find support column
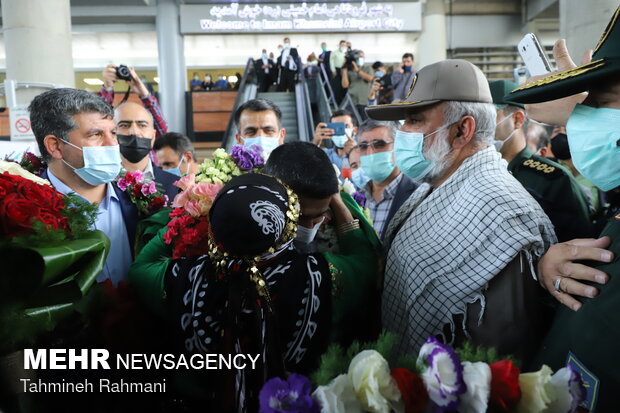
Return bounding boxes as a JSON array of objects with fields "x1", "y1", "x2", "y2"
[
  {"x1": 560, "y1": 0, "x2": 618, "y2": 63},
  {"x1": 156, "y1": 0, "x2": 187, "y2": 134},
  {"x1": 2, "y1": 0, "x2": 74, "y2": 101},
  {"x1": 417, "y1": 0, "x2": 447, "y2": 69}
]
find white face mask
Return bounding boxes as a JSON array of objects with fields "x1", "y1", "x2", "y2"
[
  {"x1": 357, "y1": 57, "x2": 365, "y2": 66},
  {"x1": 340, "y1": 46, "x2": 347, "y2": 53},
  {"x1": 491, "y1": 114, "x2": 516, "y2": 152},
  {"x1": 295, "y1": 217, "x2": 324, "y2": 244}
]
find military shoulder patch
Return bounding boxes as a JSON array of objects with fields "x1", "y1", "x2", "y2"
[
  {"x1": 522, "y1": 158, "x2": 558, "y2": 175},
  {"x1": 566, "y1": 351, "x2": 599, "y2": 412}
]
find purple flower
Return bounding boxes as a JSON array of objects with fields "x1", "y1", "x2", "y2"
[
  {"x1": 352, "y1": 191, "x2": 366, "y2": 208},
  {"x1": 417, "y1": 336, "x2": 466, "y2": 412},
  {"x1": 259, "y1": 374, "x2": 320, "y2": 413},
  {"x1": 231, "y1": 145, "x2": 255, "y2": 171}
]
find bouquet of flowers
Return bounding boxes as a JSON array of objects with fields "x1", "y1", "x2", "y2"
[
  {"x1": 116, "y1": 170, "x2": 169, "y2": 217},
  {"x1": 2, "y1": 151, "x2": 46, "y2": 177},
  {"x1": 163, "y1": 145, "x2": 264, "y2": 258},
  {"x1": 259, "y1": 334, "x2": 586, "y2": 413},
  {"x1": 0, "y1": 163, "x2": 108, "y2": 354}
]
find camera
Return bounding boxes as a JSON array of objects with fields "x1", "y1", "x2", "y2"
[
  {"x1": 115, "y1": 64, "x2": 133, "y2": 81},
  {"x1": 343, "y1": 50, "x2": 360, "y2": 70}
]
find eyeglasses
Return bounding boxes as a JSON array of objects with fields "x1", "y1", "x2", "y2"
[{"x1": 355, "y1": 139, "x2": 393, "y2": 153}]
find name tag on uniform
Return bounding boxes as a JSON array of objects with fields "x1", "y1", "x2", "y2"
[{"x1": 567, "y1": 351, "x2": 599, "y2": 412}]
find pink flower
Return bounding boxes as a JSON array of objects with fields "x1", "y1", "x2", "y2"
[
  {"x1": 172, "y1": 189, "x2": 191, "y2": 208},
  {"x1": 184, "y1": 199, "x2": 203, "y2": 217},
  {"x1": 190, "y1": 182, "x2": 222, "y2": 201},
  {"x1": 117, "y1": 179, "x2": 129, "y2": 191},
  {"x1": 174, "y1": 174, "x2": 196, "y2": 190},
  {"x1": 141, "y1": 181, "x2": 157, "y2": 196}
]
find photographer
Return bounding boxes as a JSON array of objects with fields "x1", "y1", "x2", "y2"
[
  {"x1": 98, "y1": 63, "x2": 168, "y2": 137},
  {"x1": 341, "y1": 50, "x2": 374, "y2": 119},
  {"x1": 368, "y1": 61, "x2": 392, "y2": 105}
]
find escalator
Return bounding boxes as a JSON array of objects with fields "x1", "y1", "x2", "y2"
[{"x1": 221, "y1": 58, "x2": 314, "y2": 151}]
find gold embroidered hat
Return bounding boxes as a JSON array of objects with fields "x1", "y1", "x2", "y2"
[
  {"x1": 489, "y1": 80, "x2": 524, "y2": 109},
  {"x1": 507, "y1": 6, "x2": 620, "y2": 103},
  {"x1": 366, "y1": 59, "x2": 492, "y2": 121}
]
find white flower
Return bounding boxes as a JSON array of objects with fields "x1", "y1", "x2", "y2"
[
  {"x1": 212, "y1": 148, "x2": 227, "y2": 159},
  {"x1": 517, "y1": 365, "x2": 554, "y2": 413},
  {"x1": 460, "y1": 362, "x2": 491, "y2": 413},
  {"x1": 547, "y1": 366, "x2": 586, "y2": 413},
  {"x1": 313, "y1": 374, "x2": 363, "y2": 413},
  {"x1": 0, "y1": 160, "x2": 50, "y2": 185},
  {"x1": 417, "y1": 337, "x2": 466, "y2": 411},
  {"x1": 342, "y1": 178, "x2": 356, "y2": 195},
  {"x1": 348, "y1": 350, "x2": 404, "y2": 413}
]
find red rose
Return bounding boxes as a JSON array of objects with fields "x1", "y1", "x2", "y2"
[
  {"x1": 0, "y1": 192, "x2": 40, "y2": 238},
  {"x1": 148, "y1": 196, "x2": 165, "y2": 212},
  {"x1": 132, "y1": 183, "x2": 143, "y2": 198},
  {"x1": 16, "y1": 180, "x2": 65, "y2": 213},
  {"x1": 489, "y1": 360, "x2": 521, "y2": 410},
  {"x1": 390, "y1": 368, "x2": 428, "y2": 413}
]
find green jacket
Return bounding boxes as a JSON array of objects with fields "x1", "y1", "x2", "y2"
[
  {"x1": 508, "y1": 146, "x2": 594, "y2": 242},
  {"x1": 532, "y1": 214, "x2": 620, "y2": 412},
  {"x1": 129, "y1": 191, "x2": 383, "y2": 344}
]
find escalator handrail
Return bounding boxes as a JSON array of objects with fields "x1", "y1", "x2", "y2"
[
  {"x1": 222, "y1": 57, "x2": 255, "y2": 148},
  {"x1": 295, "y1": 72, "x2": 314, "y2": 142},
  {"x1": 319, "y1": 63, "x2": 338, "y2": 109}
]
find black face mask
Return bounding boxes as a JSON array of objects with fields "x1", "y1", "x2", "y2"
[{"x1": 118, "y1": 134, "x2": 152, "y2": 163}]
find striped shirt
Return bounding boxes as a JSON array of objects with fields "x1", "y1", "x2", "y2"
[{"x1": 362, "y1": 173, "x2": 403, "y2": 238}]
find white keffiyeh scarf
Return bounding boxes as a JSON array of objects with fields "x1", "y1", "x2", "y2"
[{"x1": 382, "y1": 147, "x2": 556, "y2": 355}]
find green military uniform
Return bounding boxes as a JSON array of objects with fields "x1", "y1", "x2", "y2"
[
  {"x1": 507, "y1": 146, "x2": 594, "y2": 242},
  {"x1": 502, "y1": 6, "x2": 620, "y2": 411},
  {"x1": 531, "y1": 214, "x2": 620, "y2": 412},
  {"x1": 489, "y1": 79, "x2": 594, "y2": 242}
]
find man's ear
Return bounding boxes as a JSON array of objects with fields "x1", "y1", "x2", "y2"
[
  {"x1": 452, "y1": 116, "x2": 476, "y2": 149},
  {"x1": 235, "y1": 133, "x2": 243, "y2": 144},
  {"x1": 278, "y1": 128, "x2": 286, "y2": 145},
  {"x1": 185, "y1": 151, "x2": 194, "y2": 163},
  {"x1": 44, "y1": 135, "x2": 64, "y2": 160},
  {"x1": 513, "y1": 110, "x2": 526, "y2": 130}
]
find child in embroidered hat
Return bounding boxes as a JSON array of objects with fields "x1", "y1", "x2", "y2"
[{"x1": 505, "y1": 6, "x2": 620, "y2": 410}]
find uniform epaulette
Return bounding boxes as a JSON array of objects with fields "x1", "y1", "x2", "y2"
[{"x1": 522, "y1": 158, "x2": 560, "y2": 175}]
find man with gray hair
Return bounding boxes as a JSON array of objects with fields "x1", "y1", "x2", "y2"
[
  {"x1": 366, "y1": 60, "x2": 556, "y2": 359},
  {"x1": 29, "y1": 88, "x2": 138, "y2": 285},
  {"x1": 350, "y1": 118, "x2": 417, "y2": 238}
]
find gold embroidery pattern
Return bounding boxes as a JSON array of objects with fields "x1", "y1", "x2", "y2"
[
  {"x1": 594, "y1": 6, "x2": 620, "y2": 54},
  {"x1": 523, "y1": 159, "x2": 555, "y2": 174},
  {"x1": 405, "y1": 73, "x2": 418, "y2": 100},
  {"x1": 511, "y1": 59, "x2": 606, "y2": 92}
]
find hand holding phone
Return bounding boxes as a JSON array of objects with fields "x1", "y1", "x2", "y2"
[
  {"x1": 326, "y1": 122, "x2": 345, "y2": 136},
  {"x1": 518, "y1": 33, "x2": 552, "y2": 76}
]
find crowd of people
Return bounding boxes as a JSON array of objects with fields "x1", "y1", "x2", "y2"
[{"x1": 3, "y1": 8, "x2": 620, "y2": 413}]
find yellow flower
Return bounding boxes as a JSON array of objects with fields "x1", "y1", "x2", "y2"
[
  {"x1": 348, "y1": 350, "x2": 404, "y2": 413},
  {"x1": 517, "y1": 365, "x2": 554, "y2": 413}
]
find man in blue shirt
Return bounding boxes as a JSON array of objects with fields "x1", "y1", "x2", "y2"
[
  {"x1": 29, "y1": 88, "x2": 138, "y2": 285},
  {"x1": 311, "y1": 109, "x2": 358, "y2": 170}
]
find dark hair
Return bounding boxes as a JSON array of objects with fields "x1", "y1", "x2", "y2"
[
  {"x1": 264, "y1": 141, "x2": 338, "y2": 199},
  {"x1": 29, "y1": 88, "x2": 114, "y2": 161},
  {"x1": 153, "y1": 132, "x2": 196, "y2": 159},
  {"x1": 234, "y1": 98, "x2": 282, "y2": 130},
  {"x1": 331, "y1": 109, "x2": 358, "y2": 127},
  {"x1": 372, "y1": 61, "x2": 385, "y2": 70},
  {"x1": 402, "y1": 53, "x2": 414, "y2": 60}
]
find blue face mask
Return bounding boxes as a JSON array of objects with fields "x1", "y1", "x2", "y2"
[
  {"x1": 242, "y1": 136, "x2": 279, "y2": 157},
  {"x1": 374, "y1": 71, "x2": 385, "y2": 78},
  {"x1": 351, "y1": 167, "x2": 371, "y2": 190},
  {"x1": 566, "y1": 104, "x2": 620, "y2": 191},
  {"x1": 167, "y1": 156, "x2": 188, "y2": 177},
  {"x1": 393, "y1": 126, "x2": 445, "y2": 180},
  {"x1": 361, "y1": 151, "x2": 395, "y2": 183},
  {"x1": 61, "y1": 140, "x2": 122, "y2": 186},
  {"x1": 331, "y1": 135, "x2": 349, "y2": 148}
]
